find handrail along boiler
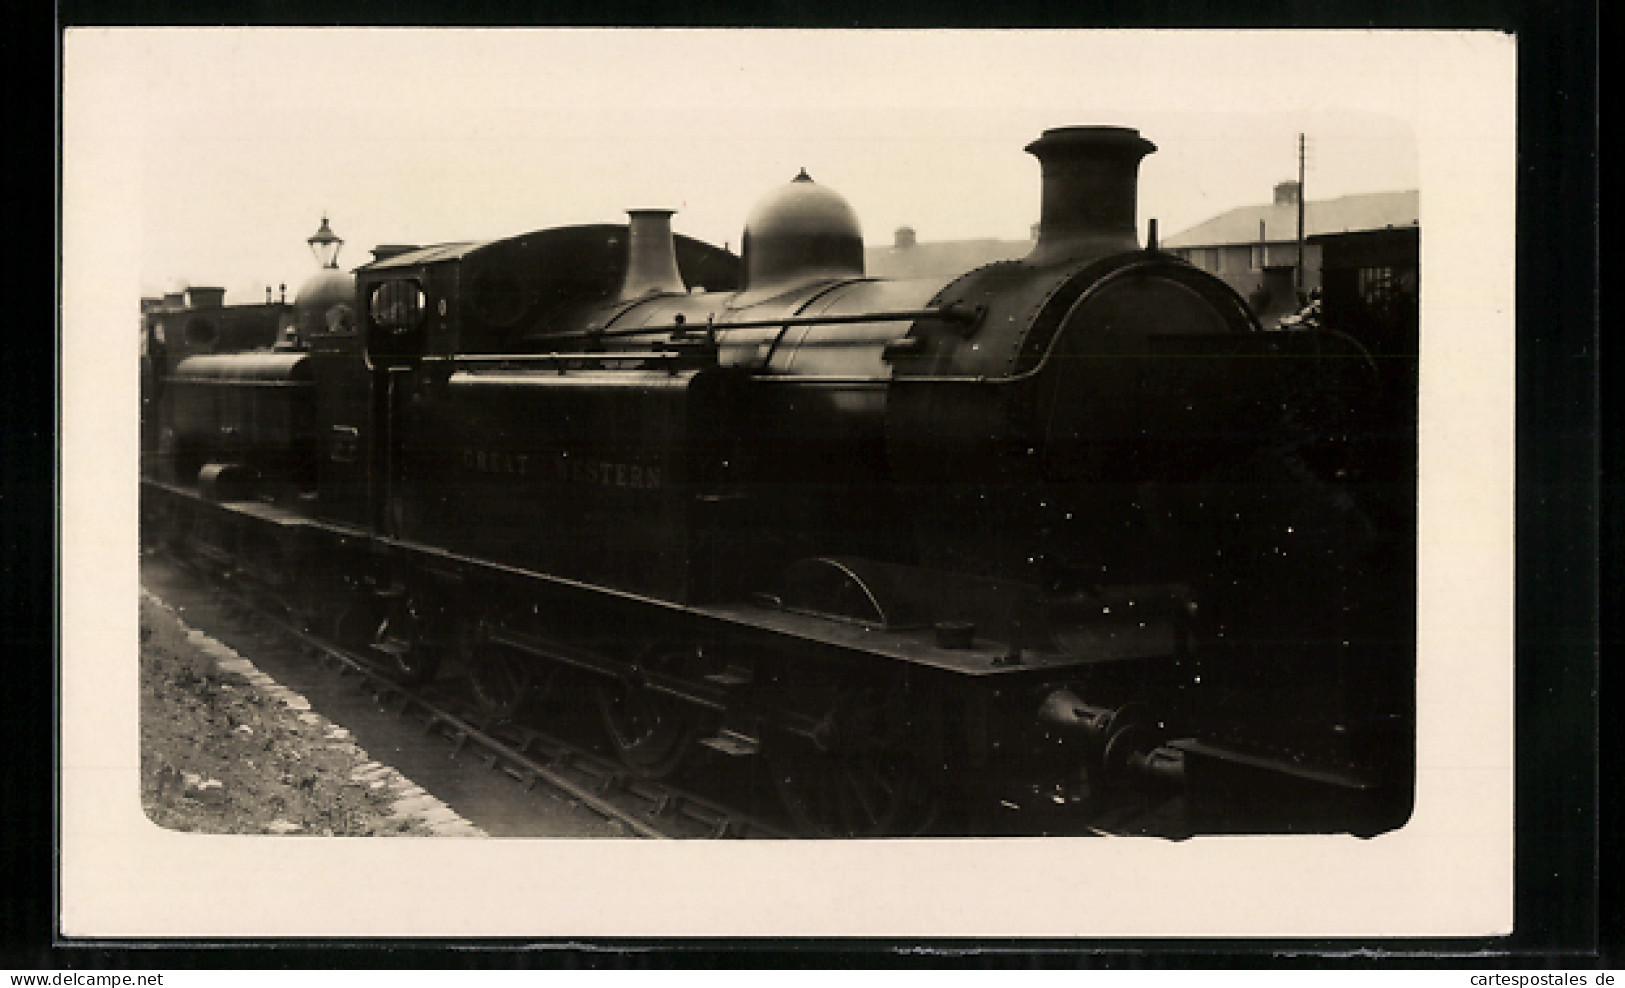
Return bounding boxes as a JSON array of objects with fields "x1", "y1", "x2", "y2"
[{"x1": 140, "y1": 127, "x2": 1414, "y2": 837}]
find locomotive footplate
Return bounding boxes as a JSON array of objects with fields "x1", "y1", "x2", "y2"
[{"x1": 703, "y1": 602, "x2": 1092, "y2": 678}]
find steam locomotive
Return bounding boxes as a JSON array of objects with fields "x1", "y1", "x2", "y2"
[{"x1": 140, "y1": 126, "x2": 1415, "y2": 837}]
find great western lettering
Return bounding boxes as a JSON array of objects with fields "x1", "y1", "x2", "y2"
[
  {"x1": 461, "y1": 447, "x2": 661, "y2": 490},
  {"x1": 557, "y1": 456, "x2": 662, "y2": 490}
]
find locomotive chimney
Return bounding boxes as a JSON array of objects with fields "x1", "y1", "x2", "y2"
[
  {"x1": 619, "y1": 209, "x2": 687, "y2": 300},
  {"x1": 1025, "y1": 126, "x2": 1157, "y2": 265}
]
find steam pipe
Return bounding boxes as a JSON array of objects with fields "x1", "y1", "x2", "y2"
[{"x1": 533, "y1": 305, "x2": 978, "y2": 345}]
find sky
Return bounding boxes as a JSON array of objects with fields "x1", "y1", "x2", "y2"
[{"x1": 57, "y1": 29, "x2": 1440, "y2": 306}]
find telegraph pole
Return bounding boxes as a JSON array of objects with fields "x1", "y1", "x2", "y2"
[{"x1": 1295, "y1": 132, "x2": 1307, "y2": 301}]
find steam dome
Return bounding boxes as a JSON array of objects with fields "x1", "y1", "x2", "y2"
[
  {"x1": 293, "y1": 268, "x2": 355, "y2": 339},
  {"x1": 740, "y1": 169, "x2": 864, "y2": 293}
]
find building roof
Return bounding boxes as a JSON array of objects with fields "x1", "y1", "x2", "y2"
[
  {"x1": 864, "y1": 238, "x2": 1032, "y2": 280},
  {"x1": 1162, "y1": 190, "x2": 1418, "y2": 248}
]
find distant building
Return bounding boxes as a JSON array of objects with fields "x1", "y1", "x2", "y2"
[
  {"x1": 864, "y1": 225, "x2": 1033, "y2": 280},
  {"x1": 1312, "y1": 225, "x2": 1419, "y2": 368},
  {"x1": 1161, "y1": 181, "x2": 1418, "y2": 323}
]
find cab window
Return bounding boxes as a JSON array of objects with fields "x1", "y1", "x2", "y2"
[{"x1": 369, "y1": 280, "x2": 427, "y2": 333}]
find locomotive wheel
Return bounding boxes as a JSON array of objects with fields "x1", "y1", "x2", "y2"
[
  {"x1": 595, "y1": 679, "x2": 697, "y2": 779},
  {"x1": 466, "y1": 641, "x2": 543, "y2": 721},
  {"x1": 369, "y1": 592, "x2": 444, "y2": 686},
  {"x1": 770, "y1": 747, "x2": 942, "y2": 839}
]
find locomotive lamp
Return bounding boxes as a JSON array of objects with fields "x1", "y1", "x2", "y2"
[{"x1": 307, "y1": 214, "x2": 343, "y2": 269}]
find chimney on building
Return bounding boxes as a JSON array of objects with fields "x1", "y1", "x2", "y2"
[
  {"x1": 894, "y1": 226, "x2": 917, "y2": 249},
  {"x1": 1274, "y1": 180, "x2": 1302, "y2": 205},
  {"x1": 185, "y1": 286, "x2": 226, "y2": 309}
]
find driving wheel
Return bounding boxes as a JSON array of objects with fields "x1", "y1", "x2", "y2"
[
  {"x1": 595, "y1": 675, "x2": 699, "y2": 779},
  {"x1": 466, "y1": 639, "x2": 544, "y2": 721},
  {"x1": 771, "y1": 746, "x2": 942, "y2": 838}
]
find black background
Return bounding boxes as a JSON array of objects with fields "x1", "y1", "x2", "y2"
[{"x1": 19, "y1": 0, "x2": 1604, "y2": 969}]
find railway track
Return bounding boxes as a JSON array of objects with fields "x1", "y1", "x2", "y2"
[{"x1": 152, "y1": 550, "x2": 794, "y2": 840}]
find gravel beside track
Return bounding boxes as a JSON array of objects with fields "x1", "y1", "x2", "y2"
[
  {"x1": 140, "y1": 589, "x2": 480, "y2": 837},
  {"x1": 140, "y1": 553, "x2": 631, "y2": 839}
]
